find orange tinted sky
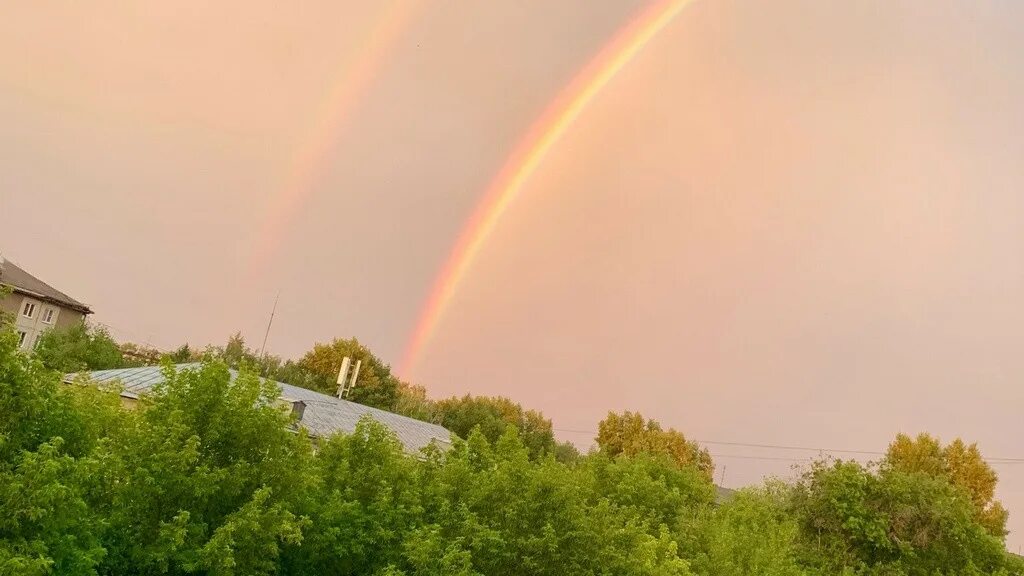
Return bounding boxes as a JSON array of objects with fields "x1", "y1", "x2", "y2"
[{"x1": 3, "y1": 0, "x2": 1024, "y2": 550}]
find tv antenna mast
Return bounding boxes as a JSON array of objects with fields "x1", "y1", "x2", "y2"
[{"x1": 259, "y1": 291, "x2": 280, "y2": 360}]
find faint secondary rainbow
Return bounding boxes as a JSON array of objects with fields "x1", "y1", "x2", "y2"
[
  {"x1": 400, "y1": 0, "x2": 694, "y2": 377},
  {"x1": 250, "y1": 1, "x2": 420, "y2": 276}
]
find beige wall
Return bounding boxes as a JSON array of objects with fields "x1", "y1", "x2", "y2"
[{"x1": 1, "y1": 290, "x2": 88, "y2": 350}]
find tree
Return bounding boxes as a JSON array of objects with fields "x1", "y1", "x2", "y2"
[
  {"x1": 96, "y1": 361, "x2": 314, "y2": 575},
  {"x1": 32, "y1": 320, "x2": 123, "y2": 372},
  {"x1": 392, "y1": 381, "x2": 437, "y2": 422},
  {"x1": 164, "y1": 343, "x2": 197, "y2": 363},
  {"x1": 8, "y1": 317, "x2": 1024, "y2": 575},
  {"x1": 0, "y1": 325, "x2": 114, "y2": 575},
  {"x1": 789, "y1": 458, "x2": 1009, "y2": 575},
  {"x1": 676, "y1": 485, "x2": 804, "y2": 576},
  {"x1": 411, "y1": 428, "x2": 694, "y2": 576},
  {"x1": 884, "y1": 433, "x2": 1008, "y2": 538},
  {"x1": 596, "y1": 411, "x2": 714, "y2": 480},
  {"x1": 297, "y1": 338, "x2": 400, "y2": 409},
  {"x1": 282, "y1": 418, "x2": 422, "y2": 575},
  {"x1": 222, "y1": 331, "x2": 259, "y2": 368},
  {"x1": 119, "y1": 341, "x2": 163, "y2": 367},
  {"x1": 431, "y1": 395, "x2": 558, "y2": 460}
]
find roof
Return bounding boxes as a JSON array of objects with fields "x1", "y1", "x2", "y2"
[
  {"x1": 0, "y1": 256, "x2": 91, "y2": 314},
  {"x1": 65, "y1": 364, "x2": 453, "y2": 454}
]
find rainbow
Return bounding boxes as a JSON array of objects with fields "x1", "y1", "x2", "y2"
[
  {"x1": 250, "y1": 1, "x2": 420, "y2": 276},
  {"x1": 400, "y1": 0, "x2": 694, "y2": 377}
]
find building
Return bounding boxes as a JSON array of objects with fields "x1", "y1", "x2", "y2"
[
  {"x1": 65, "y1": 363, "x2": 454, "y2": 454},
  {"x1": 0, "y1": 254, "x2": 92, "y2": 350}
]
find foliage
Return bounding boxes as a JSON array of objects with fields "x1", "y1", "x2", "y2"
[
  {"x1": 391, "y1": 381, "x2": 437, "y2": 422},
  {"x1": 597, "y1": 411, "x2": 714, "y2": 480},
  {"x1": 1, "y1": 324, "x2": 1022, "y2": 576},
  {"x1": 789, "y1": 459, "x2": 1009, "y2": 575},
  {"x1": 0, "y1": 327, "x2": 108, "y2": 575},
  {"x1": 885, "y1": 432, "x2": 1008, "y2": 538},
  {"x1": 431, "y1": 395, "x2": 558, "y2": 460},
  {"x1": 676, "y1": 484, "x2": 804, "y2": 576},
  {"x1": 96, "y1": 361, "x2": 313, "y2": 575},
  {"x1": 118, "y1": 342, "x2": 163, "y2": 367},
  {"x1": 163, "y1": 343, "x2": 198, "y2": 364},
  {"x1": 296, "y1": 337, "x2": 400, "y2": 409},
  {"x1": 32, "y1": 321, "x2": 124, "y2": 373}
]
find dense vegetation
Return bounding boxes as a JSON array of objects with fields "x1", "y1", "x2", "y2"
[
  {"x1": 5, "y1": 322, "x2": 1022, "y2": 575},
  {"x1": 32, "y1": 325, "x2": 581, "y2": 461}
]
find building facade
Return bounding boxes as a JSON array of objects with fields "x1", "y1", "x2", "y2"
[{"x1": 0, "y1": 255, "x2": 92, "y2": 350}]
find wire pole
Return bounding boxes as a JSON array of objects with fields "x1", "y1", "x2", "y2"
[{"x1": 259, "y1": 291, "x2": 280, "y2": 360}]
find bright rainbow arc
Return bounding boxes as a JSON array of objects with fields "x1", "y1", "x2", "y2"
[
  {"x1": 250, "y1": 1, "x2": 420, "y2": 277},
  {"x1": 400, "y1": 0, "x2": 694, "y2": 378}
]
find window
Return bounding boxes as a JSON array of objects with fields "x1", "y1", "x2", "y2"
[
  {"x1": 22, "y1": 301, "x2": 36, "y2": 318},
  {"x1": 17, "y1": 331, "x2": 27, "y2": 346},
  {"x1": 42, "y1": 308, "x2": 56, "y2": 324}
]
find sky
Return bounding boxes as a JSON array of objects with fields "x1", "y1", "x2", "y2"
[{"x1": 3, "y1": 0, "x2": 1024, "y2": 550}]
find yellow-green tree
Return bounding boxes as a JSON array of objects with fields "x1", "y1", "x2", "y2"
[
  {"x1": 596, "y1": 411, "x2": 713, "y2": 480},
  {"x1": 884, "y1": 432, "x2": 1008, "y2": 537},
  {"x1": 297, "y1": 337, "x2": 399, "y2": 409}
]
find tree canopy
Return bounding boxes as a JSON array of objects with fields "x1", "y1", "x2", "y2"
[
  {"x1": 885, "y1": 432, "x2": 1009, "y2": 537},
  {"x1": 2, "y1": 322, "x2": 1021, "y2": 576},
  {"x1": 32, "y1": 321, "x2": 124, "y2": 373},
  {"x1": 597, "y1": 411, "x2": 714, "y2": 480},
  {"x1": 295, "y1": 337, "x2": 400, "y2": 409}
]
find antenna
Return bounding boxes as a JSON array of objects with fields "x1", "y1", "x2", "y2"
[
  {"x1": 719, "y1": 465, "x2": 727, "y2": 486},
  {"x1": 344, "y1": 359, "x2": 362, "y2": 398},
  {"x1": 336, "y1": 357, "x2": 352, "y2": 398},
  {"x1": 259, "y1": 291, "x2": 280, "y2": 359}
]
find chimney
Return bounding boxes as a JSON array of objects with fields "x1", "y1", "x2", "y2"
[{"x1": 290, "y1": 399, "x2": 306, "y2": 422}]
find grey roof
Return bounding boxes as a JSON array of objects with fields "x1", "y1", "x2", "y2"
[
  {"x1": 65, "y1": 364, "x2": 453, "y2": 454},
  {"x1": 0, "y1": 256, "x2": 91, "y2": 314}
]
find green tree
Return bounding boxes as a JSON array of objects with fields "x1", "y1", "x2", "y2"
[
  {"x1": 431, "y1": 395, "x2": 558, "y2": 460},
  {"x1": 33, "y1": 321, "x2": 123, "y2": 372},
  {"x1": 282, "y1": 418, "x2": 423, "y2": 575},
  {"x1": 413, "y1": 428, "x2": 694, "y2": 576},
  {"x1": 392, "y1": 381, "x2": 438, "y2": 422},
  {"x1": 789, "y1": 459, "x2": 1008, "y2": 575},
  {"x1": 885, "y1": 433, "x2": 1008, "y2": 538},
  {"x1": 677, "y1": 485, "x2": 804, "y2": 576},
  {"x1": 0, "y1": 326, "x2": 113, "y2": 575},
  {"x1": 164, "y1": 343, "x2": 196, "y2": 363},
  {"x1": 96, "y1": 361, "x2": 314, "y2": 575},
  {"x1": 597, "y1": 411, "x2": 714, "y2": 480}
]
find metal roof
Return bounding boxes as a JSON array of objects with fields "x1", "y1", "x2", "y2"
[
  {"x1": 66, "y1": 364, "x2": 453, "y2": 454},
  {"x1": 0, "y1": 256, "x2": 92, "y2": 314}
]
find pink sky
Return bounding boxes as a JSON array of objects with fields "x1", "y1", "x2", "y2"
[{"x1": 3, "y1": 0, "x2": 1024, "y2": 551}]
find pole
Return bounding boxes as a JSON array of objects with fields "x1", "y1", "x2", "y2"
[{"x1": 259, "y1": 291, "x2": 280, "y2": 360}]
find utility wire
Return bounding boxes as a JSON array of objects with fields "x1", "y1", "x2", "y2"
[{"x1": 554, "y1": 428, "x2": 1024, "y2": 464}]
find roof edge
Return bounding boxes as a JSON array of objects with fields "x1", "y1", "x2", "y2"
[{"x1": 5, "y1": 283, "x2": 93, "y2": 314}]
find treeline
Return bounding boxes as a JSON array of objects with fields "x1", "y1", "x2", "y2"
[
  {"x1": 32, "y1": 324, "x2": 582, "y2": 461},
  {"x1": 3, "y1": 326, "x2": 1022, "y2": 575}
]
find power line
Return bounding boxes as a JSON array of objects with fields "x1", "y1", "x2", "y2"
[
  {"x1": 553, "y1": 428, "x2": 1024, "y2": 465},
  {"x1": 709, "y1": 454, "x2": 811, "y2": 463}
]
